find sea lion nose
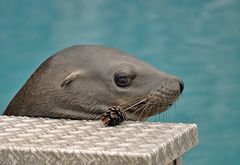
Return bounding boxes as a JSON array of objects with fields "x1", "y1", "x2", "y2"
[
  {"x1": 169, "y1": 76, "x2": 184, "y2": 93},
  {"x1": 170, "y1": 76, "x2": 184, "y2": 93},
  {"x1": 178, "y1": 79, "x2": 184, "y2": 93}
]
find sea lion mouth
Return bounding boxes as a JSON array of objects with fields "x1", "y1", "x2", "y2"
[{"x1": 118, "y1": 92, "x2": 180, "y2": 121}]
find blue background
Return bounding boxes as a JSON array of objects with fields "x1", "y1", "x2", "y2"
[{"x1": 0, "y1": 0, "x2": 239, "y2": 164}]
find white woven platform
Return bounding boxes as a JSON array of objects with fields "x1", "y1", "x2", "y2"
[{"x1": 0, "y1": 116, "x2": 198, "y2": 165}]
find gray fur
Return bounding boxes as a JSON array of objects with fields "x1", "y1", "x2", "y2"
[{"x1": 3, "y1": 45, "x2": 184, "y2": 121}]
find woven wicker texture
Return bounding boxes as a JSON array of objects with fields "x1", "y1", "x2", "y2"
[{"x1": 0, "y1": 116, "x2": 198, "y2": 165}]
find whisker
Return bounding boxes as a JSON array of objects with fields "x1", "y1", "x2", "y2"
[
  {"x1": 137, "y1": 101, "x2": 150, "y2": 121},
  {"x1": 125, "y1": 103, "x2": 148, "y2": 121},
  {"x1": 118, "y1": 96, "x2": 146, "y2": 106},
  {"x1": 157, "y1": 113, "x2": 161, "y2": 122},
  {"x1": 96, "y1": 97, "x2": 148, "y2": 120},
  {"x1": 123, "y1": 98, "x2": 148, "y2": 112},
  {"x1": 144, "y1": 100, "x2": 155, "y2": 120}
]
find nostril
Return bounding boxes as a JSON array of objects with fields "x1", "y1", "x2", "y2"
[{"x1": 178, "y1": 79, "x2": 184, "y2": 93}]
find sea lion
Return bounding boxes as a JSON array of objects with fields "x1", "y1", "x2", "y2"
[{"x1": 3, "y1": 45, "x2": 184, "y2": 123}]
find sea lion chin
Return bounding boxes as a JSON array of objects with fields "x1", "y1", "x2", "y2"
[{"x1": 3, "y1": 45, "x2": 184, "y2": 122}]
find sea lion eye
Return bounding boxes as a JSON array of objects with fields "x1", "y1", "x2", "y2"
[{"x1": 114, "y1": 74, "x2": 133, "y2": 87}]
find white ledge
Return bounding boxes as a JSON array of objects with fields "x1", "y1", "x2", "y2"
[{"x1": 0, "y1": 116, "x2": 198, "y2": 165}]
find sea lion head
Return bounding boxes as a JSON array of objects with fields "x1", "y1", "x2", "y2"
[{"x1": 4, "y1": 45, "x2": 184, "y2": 121}]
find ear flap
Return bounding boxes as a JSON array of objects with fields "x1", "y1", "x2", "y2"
[{"x1": 61, "y1": 69, "x2": 85, "y2": 87}]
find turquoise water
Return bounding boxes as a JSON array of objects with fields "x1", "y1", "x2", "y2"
[{"x1": 0, "y1": 0, "x2": 240, "y2": 164}]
